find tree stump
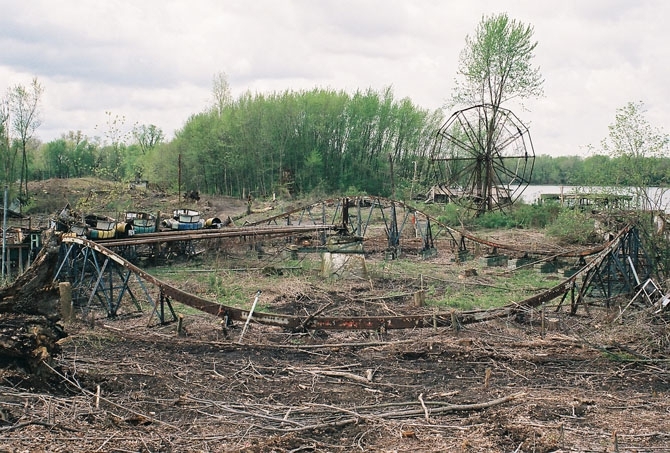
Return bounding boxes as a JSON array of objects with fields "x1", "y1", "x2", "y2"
[{"x1": 0, "y1": 241, "x2": 65, "y2": 372}]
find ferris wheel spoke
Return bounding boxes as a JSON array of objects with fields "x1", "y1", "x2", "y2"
[
  {"x1": 441, "y1": 155, "x2": 480, "y2": 162},
  {"x1": 494, "y1": 128, "x2": 525, "y2": 154},
  {"x1": 449, "y1": 162, "x2": 480, "y2": 185},
  {"x1": 440, "y1": 132, "x2": 481, "y2": 156},
  {"x1": 458, "y1": 114, "x2": 487, "y2": 153},
  {"x1": 491, "y1": 159, "x2": 527, "y2": 183},
  {"x1": 431, "y1": 104, "x2": 535, "y2": 212}
]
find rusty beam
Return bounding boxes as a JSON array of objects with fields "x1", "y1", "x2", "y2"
[
  {"x1": 95, "y1": 224, "x2": 336, "y2": 247},
  {"x1": 59, "y1": 225, "x2": 636, "y2": 331}
]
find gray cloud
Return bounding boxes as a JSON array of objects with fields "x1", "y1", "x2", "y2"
[{"x1": 0, "y1": 0, "x2": 668, "y2": 156}]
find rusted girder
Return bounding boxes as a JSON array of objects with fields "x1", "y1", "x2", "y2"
[
  {"x1": 95, "y1": 224, "x2": 337, "y2": 247},
  {"x1": 58, "y1": 225, "x2": 639, "y2": 331}
]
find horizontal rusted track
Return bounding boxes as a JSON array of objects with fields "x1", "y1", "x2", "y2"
[
  {"x1": 95, "y1": 224, "x2": 337, "y2": 247},
  {"x1": 59, "y1": 226, "x2": 633, "y2": 330}
]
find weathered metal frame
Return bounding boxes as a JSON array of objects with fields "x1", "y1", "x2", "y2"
[
  {"x1": 55, "y1": 241, "x2": 151, "y2": 318},
  {"x1": 570, "y1": 227, "x2": 651, "y2": 313},
  {"x1": 55, "y1": 224, "x2": 649, "y2": 330},
  {"x1": 429, "y1": 104, "x2": 535, "y2": 213}
]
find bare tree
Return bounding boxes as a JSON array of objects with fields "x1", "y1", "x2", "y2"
[
  {"x1": 212, "y1": 71, "x2": 232, "y2": 115},
  {"x1": 0, "y1": 97, "x2": 12, "y2": 184},
  {"x1": 8, "y1": 77, "x2": 43, "y2": 200}
]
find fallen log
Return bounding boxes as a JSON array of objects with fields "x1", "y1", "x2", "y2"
[{"x1": 0, "y1": 241, "x2": 65, "y2": 372}]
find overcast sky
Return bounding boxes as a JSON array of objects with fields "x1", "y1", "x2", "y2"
[{"x1": 1, "y1": 0, "x2": 668, "y2": 156}]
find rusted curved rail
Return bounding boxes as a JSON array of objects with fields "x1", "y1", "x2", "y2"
[
  {"x1": 242, "y1": 196, "x2": 605, "y2": 258},
  {"x1": 59, "y1": 225, "x2": 637, "y2": 330}
]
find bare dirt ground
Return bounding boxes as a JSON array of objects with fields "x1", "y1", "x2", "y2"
[
  {"x1": 2, "y1": 305, "x2": 669, "y2": 452},
  {"x1": 1, "y1": 179, "x2": 669, "y2": 452}
]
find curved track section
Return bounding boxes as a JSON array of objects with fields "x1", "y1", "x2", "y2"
[
  {"x1": 58, "y1": 225, "x2": 642, "y2": 330},
  {"x1": 243, "y1": 195, "x2": 605, "y2": 258}
]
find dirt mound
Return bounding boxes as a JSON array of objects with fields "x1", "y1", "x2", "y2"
[{"x1": 26, "y1": 177, "x2": 249, "y2": 221}]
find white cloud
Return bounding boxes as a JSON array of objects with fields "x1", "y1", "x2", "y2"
[{"x1": 0, "y1": 0, "x2": 668, "y2": 156}]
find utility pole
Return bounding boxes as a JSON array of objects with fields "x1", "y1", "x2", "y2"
[
  {"x1": 2, "y1": 184, "x2": 7, "y2": 281},
  {"x1": 178, "y1": 153, "x2": 182, "y2": 202}
]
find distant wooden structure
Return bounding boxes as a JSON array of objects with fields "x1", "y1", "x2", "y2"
[
  {"x1": 425, "y1": 184, "x2": 512, "y2": 206},
  {"x1": 538, "y1": 192, "x2": 633, "y2": 210}
]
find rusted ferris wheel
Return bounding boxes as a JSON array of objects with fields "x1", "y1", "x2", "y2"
[{"x1": 430, "y1": 104, "x2": 535, "y2": 214}]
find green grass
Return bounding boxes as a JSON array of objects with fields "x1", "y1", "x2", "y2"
[
  {"x1": 432, "y1": 270, "x2": 557, "y2": 311},
  {"x1": 146, "y1": 242, "x2": 562, "y2": 316},
  {"x1": 369, "y1": 259, "x2": 558, "y2": 311},
  {"x1": 147, "y1": 260, "x2": 311, "y2": 312}
]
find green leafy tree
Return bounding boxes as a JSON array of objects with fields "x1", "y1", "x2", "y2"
[
  {"x1": 66, "y1": 131, "x2": 97, "y2": 178},
  {"x1": 580, "y1": 154, "x2": 610, "y2": 186},
  {"x1": 132, "y1": 124, "x2": 164, "y2": 155},
  {"x1": 44, "y1": 139, "x2": 69, "y2": 178},
  {"x1": 601, "y1": 101, "x2": 669, "y2": 210},
  {"x1": 155, "y1": 86, "x2": 441, "y2": 200},
  {"x1": 451, "y1": 13, "x2": 544, "y2": 109},
  {"x1": 130, "y1": 124, "x2": 164, "y2": 181},
  {"x1": 7, "y1": 77, "x2": 43, "y2": 200},
  {"x1": 448, "y1": 13, "x2": 543, "y2": 214},
  {"x1": 532, "y1": 154, "x2": 561, "y2": 185}
]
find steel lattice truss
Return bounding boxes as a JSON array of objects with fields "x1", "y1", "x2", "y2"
[
  {"x1": 53, "y1": 207, "x2": 656, "y2": 330},
  {"x1": 431, "y1": 104, "x2": 535, "y2": 213}
]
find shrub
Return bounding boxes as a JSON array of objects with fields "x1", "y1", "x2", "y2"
[
  {"x1": 435, "y1": 203, "x2": 476, "y2": 229},
  {"x1": 546, "y1": 209, "x2": 598, "y2": 245},
  {"x1": 511, "y1": 203, "x2": 560, "y2": 229}
]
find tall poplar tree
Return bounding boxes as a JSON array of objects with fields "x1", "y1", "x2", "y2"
[
  {"x1": 8, "y1": 77, "x2": 43, "y2": 200},
  {"x1": 445, "y1": 13, "x2": 544, "y2": 214},
  {"x1": 451, "y1": 13, "x2": 544, "y2": 109}
]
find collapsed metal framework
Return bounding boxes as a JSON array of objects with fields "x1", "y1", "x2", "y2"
[
  {"x1": 244, "y1": 197, "x2": 443, "y2": 253},
  {"x1": 54, "y1": 224, "x2": 336, "y2": 321},
  {"x1": 568, "y1": 226, "x2": 652, "y2": 313},
  {"x1": 241, "y1": 196, "x2": 603, "y2": 258},
  {"x1": 53, "y1": 197, "x2": 656, "y2": 329}
]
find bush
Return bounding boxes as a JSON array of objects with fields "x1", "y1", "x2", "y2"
[
  {"x1": 510, "y1": 203, "x2": 560, "y2": 229},
  {"x1": 474, "y1": 210, "x2": 516, "y2": 229},
  {"x1": 421, "y1": 201, "x2": 560, "y2": 231},
  {"x1": 469, "y1": 203, "x2": 559, "y2": 230},
  {"x1": 546, "y1": 209, "x2": 599, "y2": 245},
  {"x1": 434, "y1": 203, "x2": 475, "y2": 229}
]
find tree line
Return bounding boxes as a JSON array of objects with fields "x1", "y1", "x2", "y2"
[
  {"x1": 1, "y1": 86, "x2": 669, "y2": 206},
  {"x1": 2, "y1": 13, "x2": 667, "y2": 209},
  {"x1": 533, "y1": 154, "x2": 670, "y2": 187},
  {"x1": 144, "y1": 87, "x2": 442, "y2": 198}
]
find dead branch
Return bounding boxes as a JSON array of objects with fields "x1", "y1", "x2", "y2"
[
  {"x1": 299, "y1": 368, "x2": 373, "y2": 385},
  {"x1": 377, "y1": 392, "x2": 527, "y2": 418},
  {"x1": 42, "y1": 362, "x2": 182, "y2": 431}
]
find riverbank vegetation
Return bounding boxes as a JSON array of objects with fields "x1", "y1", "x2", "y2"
[
  {"x1": 0, "y1": 89, "x2": 667, "y2": 206},
  {"x1": 1, "y1": 88, "x2": 666, "y2": 211}
]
